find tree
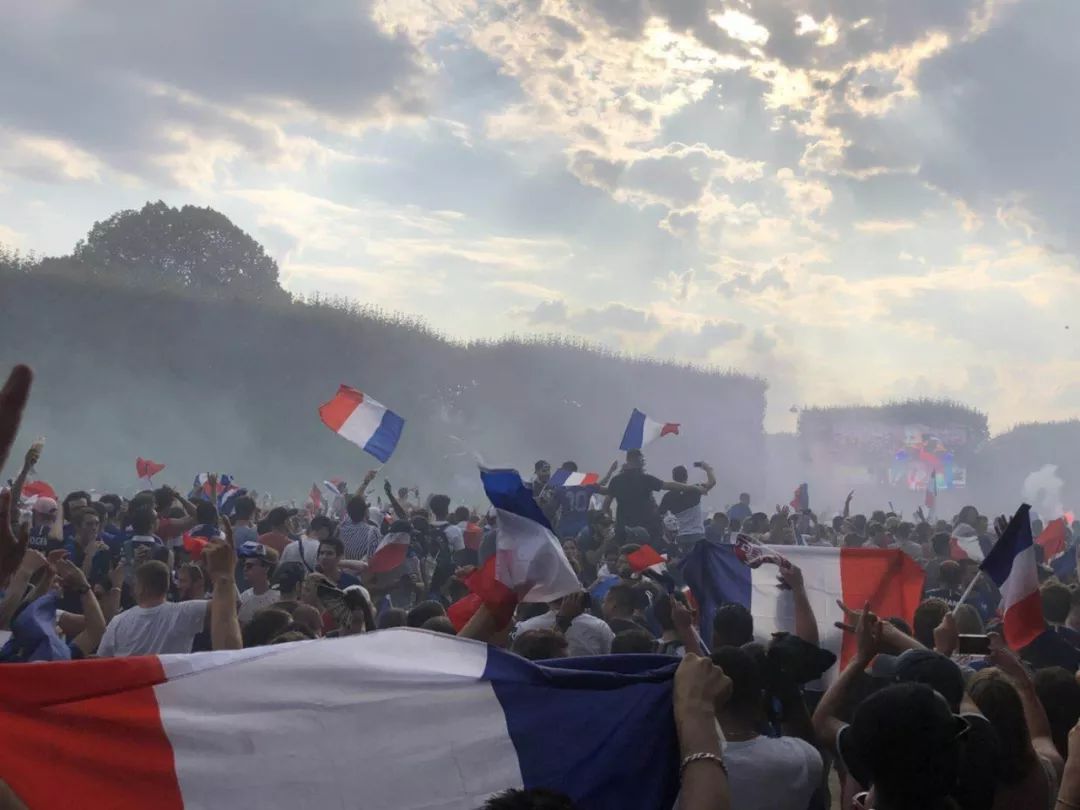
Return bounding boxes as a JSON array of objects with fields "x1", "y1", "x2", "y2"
[{"x1": 72, "y1": 201, "x2": 283, "y2": 300}]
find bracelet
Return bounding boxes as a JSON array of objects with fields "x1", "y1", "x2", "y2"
[
  {"x1": 679, "y1": 752, "x2": 727, "y2": 778},
  {"x1": 1057, "y1": 799, "x2": 1080, "y2": 809}
]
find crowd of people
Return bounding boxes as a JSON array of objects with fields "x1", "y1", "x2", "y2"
[{"x1": 7, "y1": 362, "x2": 1080, "y2": 810}]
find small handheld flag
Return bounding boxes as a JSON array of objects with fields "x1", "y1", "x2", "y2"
[
  {"x1": 319, "y1": 385, "x2": 404, "y2": 464},
  {"x1": 980, "y1": 504, "x2": 1045, "y2": 650},
  {"x1": 548, "y1": 469, "x2": 600, "y2": 488},
  {"x1": 619, "y1": 408, "x2": 679, "y2": 451},
  {"x1": 135, "y1": 457, "x2": 166, "y2": 483}
]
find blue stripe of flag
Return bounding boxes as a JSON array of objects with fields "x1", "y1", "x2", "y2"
[
  {"x1": 481, "y1": 468, "x2": 554, "y2": 532},
  {"x1": 363, "y1": 409, "x2": 404, "y2": 464},
  {"x1": 675, "y1": 541, "x2": 752, "y2": 643},
  {"x1": 619, "y1": 408, "x2": 646, "y2": 451},
  {"x1": 980, "y1": 504, "x2": 1032, "y2": 586}
]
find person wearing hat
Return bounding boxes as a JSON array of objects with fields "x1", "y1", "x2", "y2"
[
  {"x1": 238, "y1": 544, "x2": 280, "y2": 625},
  {"x1": 28, "y1": 496, "x2": 62, "y2": 553},
  {"x1": 257, "y1": 506, "x2": 298, "y2": 556}
]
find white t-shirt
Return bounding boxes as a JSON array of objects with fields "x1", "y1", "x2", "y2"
[
  {"x1": 722, "y1": 735, "x2": 822, "y2": 810},
  {"x1": 97, "y1": 600, "x2": 209, "y2": 657},
  {"x1": 514, "y1": 611, "x2": 615, "y2": 657},
  {"x1": 238, "y1": 588, "x2": 281, "y2": 625},
  {"x1": 281, "y1": 538, "x2": 320, "y2": 570}
]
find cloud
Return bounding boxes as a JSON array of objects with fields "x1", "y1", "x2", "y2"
[
  {"x1": 523, "y1": 300, "x2": 657, "y2": 333},
  {"x1": 854, "y1": 219, "x2": 917, "y2": 233},
  {"x1": 0, "y1": 1, "x2": 425, "y2": 185},
  {"x1": 715, "y1": 266, "x2": 790, "y2": 296},
  {"x1": 653, "y1": 319, "x2": 747, "y2": 358}
]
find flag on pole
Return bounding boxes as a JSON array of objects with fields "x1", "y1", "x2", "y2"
[
  {"x1": 0, "y1": 631, "x2": 682, "y2": 810},
  {"x1": 619, "y1": 408, "x2": 679, "y2": 451},
  {"x1": 135, "y1": 457, "x2": 166, "y2": 483},
  {"x1": 678, "y1": 543, "x2": 924, "y2": 678},
  {"x1": 790, "y1": 483, "x2": 809, "y2": 512},
  {"x1": 548, "y1": 469, "x2": 600, "y2": 488},
  {"x1": 980, "y1": 504, "x2": 1045, "y2": 650},
  {"x1": 448, "y1": 469, "x2": 581, "y2": 629},
  {"x1": 319, "y1": 385, "x2": 404, "y2": 464}
]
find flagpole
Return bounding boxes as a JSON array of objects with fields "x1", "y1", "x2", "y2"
[{"x1": 952, "y1": 571, "x2": 982, "y2": 615}]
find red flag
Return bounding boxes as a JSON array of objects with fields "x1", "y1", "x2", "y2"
[
  {"x1": 21, "y1": 480, "x2": 57, "y2": 501},
  {"x1": 626, "y1": 544, "x2": 665, "y2": 573},
  {"x1": 309, "y1": 484, "x2": 322, "y2": 511},
  {"x1": 1035, "y1": 518, "x2": 1068, "y2": 560},
  {"x1": 135, "y1": 457, "x2": 166, "y2": 482},
  {"x1": 790, "y1": 483, "x2": 809, "y2": 512}
]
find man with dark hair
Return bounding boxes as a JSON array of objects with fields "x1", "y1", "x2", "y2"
[
  {"x1": 611, "y1": 628, "x2": 655, "y2": 654},
  {"x1": 283, "y1": 514, "x2": 333, "y2": 570},
  {"x1": 512, "y1": 629, "x2": 569, "y2": 661},
  {"x1": 340, "y1": 495, "x2": 381, "y2": 560},
  {"x1": 912, "y1": 598, "x2": 950, "y2": 648},
  {"x1": 238, "y1": 545, "x2": 280, "y2": 625},
  {"x1": 407, "y1": 600, "x2": 447, "y2": 628},
  {"x1": 377, "y1": 607, "x2": 408, "y2": 629},
  {"x1": 601, "y1": 583, "x2": 646, "y2": 634},
  {"x1": 726, "y1": 492, "x2": 752, "y2": 523},
  {"x1": 711, "y1": 646, "x2": 821, "y2": 810},
  {"x1": 316, "y1": 537, "x2": 360, "y2": 589},
  {"x1": 924, "y1": 560, "x2": 964, "y2": 607},
  {"x1": 230, "y1": 495, "x2": 259, "y2": 545},
  {"x1": 428, "y1": 493, "x2": 465, "y2": 556},
  {"x1": 659, "y1": 461, "x2": 716, "y2": 547},
  {"x1": 98, "y1": 560, "x2": 210, "y2": 656},
  {"x1": 481, "y1": 789, "x2": 577, "y2": 810},
  {"x1": 1042, "y1": 581, "x2": 1080, "y2": 649},
  {"x1": 712, "y1": 603, "x2": 754, "y2": 648},
  {"x1": 602, "y1": 449, "x2": 705, "y2": 542},
  {"x1": 514, "y1": 592, "x2": 614, "y2": 656},
  {"x1": 257, "y1": 507, "x2": 298, "y2": 556}
]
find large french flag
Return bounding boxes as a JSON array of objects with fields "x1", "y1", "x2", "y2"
[
  {"x1": 0, "y1": 631, "x2": 681, "y2": 810},
  {"x1": 981, "y1": 504, "x2": 1045, "y2": 650},
  {"x1": 678, "y1": 542, "x2": 924, "y2": 676},
  {"x1": 319, "y1": 385, "x2": 404, "y2": 464},
  {"x1": 619, "y1": 408, "x2": 679, "y2": 451}
]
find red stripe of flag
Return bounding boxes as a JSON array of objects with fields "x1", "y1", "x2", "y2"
[
  {"x1": 838, "y1": 548, "x2": 925, "y2": 669},
  {"x1": 0, "y1": 656, "x2": 182, "y2": 808},
  {"x1": 627, "y1": 544, "x2": 665, "y2": 573},
  {"x1": 659, "y1": 423, "x2": 679, "y2": 438},
  {"x1": 318, "y1": 385, "x2": 363, "y2": 433},
  {"x1": 1035, "y1": 518, "x2": 1068, "y2": 560}
]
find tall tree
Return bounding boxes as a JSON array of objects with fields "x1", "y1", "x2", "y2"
[{"x1": 72, "y1": 201, "x2": 283, "y2": 299}]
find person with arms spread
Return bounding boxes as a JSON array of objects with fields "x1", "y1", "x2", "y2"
[
  {"x1": 658, "y1": 461, "x2": 716, "y2": 548},
  {"x1": 602, "y1": 449, "x2": 705, "y2": 542}
]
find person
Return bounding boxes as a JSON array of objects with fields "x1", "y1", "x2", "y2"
[
  {"x1": 924, "y1": 560, "x2": 964, "y2": 607},
  {"x1": 1033, "y1": 666, "x2": 1080, "y2": 758},
  {"x1": 512, "y1": 628, "x2": 569, "y2": 660},
  {"x1": 238, "y1": 545, "x2": 280, "y2": 625},
  {"x1": 282, "y1": 514, "x2": 331, "y2": 570},
  {"x1": 726, "y1": 493, "x2": 752, "y2": 524},
  {"x1": 601, "y1": 582, "x2": 647, "y2": 635},
  {"x1": 552, "y1": 460, "x2": 616, "y2": 540},
  {"x1": 407, "y1": 600, "x2": 447, "y2": 628},
  {"x1": 177, "y1": 563, "x2": 206, "y2": 601},
  {"x1": 230, "y1": 495, "x2": 259, "y2": 546},
  {"x1": 97, "y1": 560, "x2": 210, "y2": 656},
  {"x1": 62, "y1": 507, "x2": 110, "y2": 593},
  {"x1": 1041, "y1": 580, "x2": 1080, "y2": 649},
  {"x1": 658, "y1": 462, "x2": 716, "y2": 547},
  {"x1": 316, "y1": 536, "x2": 360, "y2": 589},
  {"x1": 712, "y1": 603, "x2": 754, "y2": 648},
  {"x1": 377, "y1": 607, "x2": 408, "y2": 629},
  {"x1": 428, "y1": 494, "x2": 466, "y2": 557},
  {"x1": 602, "y1": 449, "x2": 705, "y2": 541},
  {"x1": 257, "y1": 506, "x2": 297, "y2": 556},
  {"x1": 969, "y1": 639, "x2": 1064, "y2": 810},
  {"x1": 27, "y1": 496, "x2": 62, "y2": 552},
  {"x1": 710, "y1": 645, "x2": 822, "y2": 810},
  {"x1": 514, "y1": 592, "x2": 614, "y2": 657},
  {"x1": 654, "y1": 591, "x2": 701, "y2": 657},
  {"x1": 339, "y1": 495, "x2": 382, "y2": 560}
]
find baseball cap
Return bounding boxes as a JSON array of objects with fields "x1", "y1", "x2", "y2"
[
  {"x1": 266, "y1": 506, "x2": 298, "y2": 525},
  {"x1": 32, "y1": 496, "x2": 59, "y2": 514},
  {"x1": 870, "y1": 648, "x2": 965, "y2": 710}
]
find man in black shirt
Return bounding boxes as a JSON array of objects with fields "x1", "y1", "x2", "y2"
[{"x1": 602, "y1": 449, "x2": 705, "y2": 542}]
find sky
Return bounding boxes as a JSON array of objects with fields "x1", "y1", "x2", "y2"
[{"x1": 3, "y1": 0, "x2": 1080, "y2": 433}]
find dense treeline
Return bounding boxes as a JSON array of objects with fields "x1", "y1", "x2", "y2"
[{"x1": 0, "y1": 202, "x2": 767, "y2": 501}]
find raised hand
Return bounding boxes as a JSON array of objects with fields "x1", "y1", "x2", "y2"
[
  {"x1": 853, "y1": 601, "x2": 883, "y2": 665},
  {"x1": 556, "y1": 591, "x2": 587, "y2": 623},
  {"x1": 777, "y1": 563, "x2": 804, "y2": 591},
  {"x1": 0, "y1": 365, "x2": 32, "y2": 474},
  {"x1": 54, "y1": 558, "x2": 89, "y2": 592},
  {"x1": 934, "y1": 611, "x2": 958, "y2": 657},
  {"x1": 674, "y1": 653, "x2": 734, "y2": 716},
  {"x1": 0, "y1": 491, "x2": 30, "y2": 588}
]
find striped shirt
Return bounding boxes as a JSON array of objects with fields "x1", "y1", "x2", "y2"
[{"x1": 339, "y1": 519, "x2": 382, "y2": 560}]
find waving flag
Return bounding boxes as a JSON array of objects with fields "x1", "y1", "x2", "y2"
[
  {"x1": 19, "y1": 480, "x2": 57, "y2": 502},
  {"x1": 981, "y1": 504, "x2": 1045, "y2": 650},
  {"x1": 549, "y1": 469, "x2": 600, "y2": 488},
  {"x1": 679, "y1": 542, "x2": 924, "y2": 678},
  {"x1": 627, "y1": 544, "x2": 666, "y2": 574},
  {"x1": 949, "y1": 523, "x2": 985, "y2": 562},
  {"x1": 619, "y1": 408, "x2": 679, "y2": 451},
  {"x1": 135, "y1": 457, "x2": 166, "y2": 483},
  {"x1": 0, "y1": 631, "x2": 680, "y2": 810},
  {"x1": 190, "y1": 473, "x2": 240, "y2": 512},
  {"x1": 367, "y1": 529, "x2": 413, "y2": 573},
  {"x1": 319, "y1": 385, "x2": 404, "y2": 464}
]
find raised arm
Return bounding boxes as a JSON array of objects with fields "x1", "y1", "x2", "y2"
[
  {"x1": 7, "y1": 442, "x2": 41, "y2": 532},
  {"x1": 674, "y1": 654, "x2": 733, "y2": 810},
  {"x1": 661, "y1": 481, "x2": 705, "y2": 494},
  {"x1": 779, "y1": 564, "x2": 818, "y2": 646},
  {"x1": 990, "y1": 636, "x2": 1065, "y2": 778},
  {"x1": 599, "y1": 460, "x2": 619, "y2": 487},
  {"x1": 699, "y1": 462, "x2": 717, "y2": 493},
  {"x1": 383, "y1": 480, "x2": 407, "y2": 519},
  {"x1": 56, "y1": 558, "x2": 107, "y2": 656},
  {"x1": 813, "y1": 602, "x2": 881, "y2": 752},
  {"x1": 0, "y1": 549, "x2": 46, "y2": 630},
  {"x1": 205, "y1": 519, "x2": 241, "y2": 651}
]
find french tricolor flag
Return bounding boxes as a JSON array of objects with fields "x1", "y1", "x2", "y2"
[
  {"x1": 549, "y1": 469, "x2": 600, "y2": 488},
  {"x1": 319, "y1": 385, "x2": 404, "y2": 464},
  {"x1": 619, "y1": 408, "x2": 679, "y2": 451},
  {"x1": 366, "y1": 528, "x2": 413, "y2": 573},
  {"x1": 980, "y1": 504, "x2": 1046, "y2": 650},
  {"x1": 679, "y1": 542, "x2": 924, "y2": 677},
  {"x1": 0, "y1": 631, "x2": 683, "y2": 809}
]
